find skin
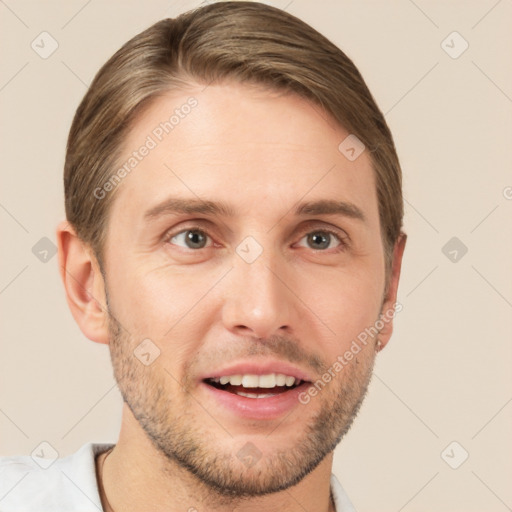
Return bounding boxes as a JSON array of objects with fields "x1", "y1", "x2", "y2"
[{"x1": 57, "y1": 81, "x2": 406, "y2": 512}]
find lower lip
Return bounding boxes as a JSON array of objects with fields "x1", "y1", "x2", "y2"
[{"x1": 200, "y1": 381, "x2": 310, "y2": 420}]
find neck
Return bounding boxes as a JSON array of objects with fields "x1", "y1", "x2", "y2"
[{"x1": 97, "y1": 407, "x2": 336, "y2": 512}]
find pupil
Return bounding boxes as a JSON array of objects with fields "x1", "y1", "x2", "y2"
[
  {"x1": 308, "y1": 232, "x2": 329, "y2": 250},
  {"x1": 186, "y1": 230, "x2": 206, "y2": 248}
]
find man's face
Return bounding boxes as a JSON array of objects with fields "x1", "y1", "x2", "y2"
[{"x1": 101, "y1": 82, "x2": 390, "y2": 496}]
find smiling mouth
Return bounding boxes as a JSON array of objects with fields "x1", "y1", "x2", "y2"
[{"x1": 203, "y1": 374, "x2": 308, "y2": 399}]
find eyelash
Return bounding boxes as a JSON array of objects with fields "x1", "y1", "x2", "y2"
[{"x1": 163, "y1": 224, "x2": 349, "y2": 253}]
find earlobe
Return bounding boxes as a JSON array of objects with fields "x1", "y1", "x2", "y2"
[
  {"x1": 56, "y1": 221, "x2": 110, "y2": 345},
  {"x1": 377, "y1": 232, "x2": 407, "y2": 351}
]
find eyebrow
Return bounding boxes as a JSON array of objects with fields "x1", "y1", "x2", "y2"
[
  {"x1": 143, "y1": 197, "x2": 366, "y2": 222},
  {"x1": 144, "y1": 197, "x2": 236, "y2": 220},
  {"x1": 295, "y1": 199, "x2": 366, "y2": 222}
]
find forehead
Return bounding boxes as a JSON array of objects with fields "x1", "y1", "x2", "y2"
[{"x1": 108, "y1": 81, "x2": 379, "y2": 227}]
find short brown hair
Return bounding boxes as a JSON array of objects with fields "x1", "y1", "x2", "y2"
[{"x1": 64, "y1": 0, "x2": 403, "y2": 275}]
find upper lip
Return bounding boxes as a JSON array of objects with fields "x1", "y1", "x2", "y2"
[{"x1": 200, "y1": 359, "x2": 313, "y2": 382}]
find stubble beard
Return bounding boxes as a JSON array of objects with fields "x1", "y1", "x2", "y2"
[{"x1": 107, "y1": 314, "x2": 375, "y2": 500}]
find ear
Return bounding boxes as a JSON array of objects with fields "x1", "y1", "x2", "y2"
[
  {"x1": 377, "y1": 232, "x2": 407, "y2": 351},
  {"x1": 56, "y1": 220, "x2": 109, "y2": 345}
]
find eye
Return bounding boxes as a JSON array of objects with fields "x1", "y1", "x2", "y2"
[
  {"x1": 296, "y1": 229, "x2": 344, "y2": 251},
  {"x1": 168, "y1": 228, "x2": 212, "y2": 249}
]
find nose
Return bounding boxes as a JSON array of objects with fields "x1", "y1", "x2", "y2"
[{"x1": 221, "y1": 249, "x2": 296, "y2": 339}]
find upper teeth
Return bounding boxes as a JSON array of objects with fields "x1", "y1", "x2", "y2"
[{"x1": 209, "y1": 373, "x2": 301, "y2": 388}]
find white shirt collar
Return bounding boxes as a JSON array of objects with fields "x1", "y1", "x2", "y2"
[{"x1": 0, "y1": 443, "x2": 356, "y2": 511}]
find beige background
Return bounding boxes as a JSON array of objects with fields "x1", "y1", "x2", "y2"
[{"x1": 1, "y1": 0, "x2": 511, "y2": 510}]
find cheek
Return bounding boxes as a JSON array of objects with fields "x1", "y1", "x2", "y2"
[
  {"x1": 109, "y1": 261, "x2": 222, "y2": 338},
  {"x1": 107, "y1": 265, "x2": 222, "y2": 384},
  {"x1": 295, "y1": 266, "x2": 383, "y2": 352}
]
